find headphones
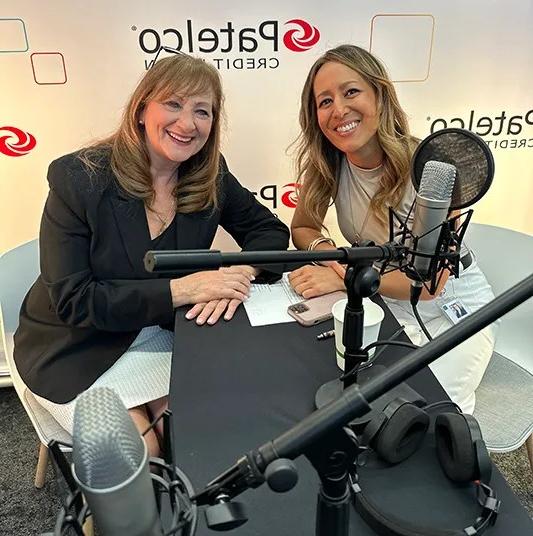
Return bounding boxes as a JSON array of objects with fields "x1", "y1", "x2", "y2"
[{"x1": 351, "y1": 398, "x2": 500, "y2": 536}]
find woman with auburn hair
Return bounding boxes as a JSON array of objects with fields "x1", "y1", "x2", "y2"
[
  {"x1": 288, "y1": 44, "x2": 496, "y2": 413},
  {"x1": 14, "y1": 54, "x2": 289, "y2": 454}
]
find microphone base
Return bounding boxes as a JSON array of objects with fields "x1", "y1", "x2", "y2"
[{"x1": 315, "y1": 365, "x2": 426, "y2": 432}]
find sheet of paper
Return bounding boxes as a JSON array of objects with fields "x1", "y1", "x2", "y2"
[{"x1": 243, "y1": 273, "x2": 302, "y2": 326}]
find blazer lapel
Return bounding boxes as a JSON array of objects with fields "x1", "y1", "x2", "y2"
[
  {"x1": 111, "y1": 190, "x2": 153, "y2": 276},
  {"x1": 175, "y1": 209, "x2": 216, "y2": 251}
]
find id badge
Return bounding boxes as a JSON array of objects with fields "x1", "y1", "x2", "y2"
[{"x1": 440, "y1": 298, "x2": 472, "y2": 325}]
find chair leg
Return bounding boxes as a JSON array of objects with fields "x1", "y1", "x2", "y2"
[
  {"x1": 82, "y1": 514, "x2": 94, "y2": 536},
  {"x1": 526, "y1": 433, "x2": 533, "y2": 475},
  {"x1": 34, "y1": 443, "x2": 49, "y2": 488}
]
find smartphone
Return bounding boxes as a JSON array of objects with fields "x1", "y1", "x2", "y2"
[{"x1": 287, "y1": 291, "x2": 347, "y2": 327}]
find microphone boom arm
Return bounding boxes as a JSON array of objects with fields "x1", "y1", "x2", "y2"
[{"x1": 144, "y1": 244, "x2": 406, "y2": 273}]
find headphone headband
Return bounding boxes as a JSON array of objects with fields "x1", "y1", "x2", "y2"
[{"x1": 353, "y1": 398, "x2": 500, "y2": 536}]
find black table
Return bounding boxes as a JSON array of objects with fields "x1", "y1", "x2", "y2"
[{"x1": 170, "y1": 300, "x2": 532, "y2": 535}]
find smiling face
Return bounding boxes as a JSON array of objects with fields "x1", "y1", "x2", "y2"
[
  {"x1": 313, "y1": 61, "x2": 383, "y2": 168},
  {"x1": 140, "y1": 92, "x2": 214, "y2": 175}
]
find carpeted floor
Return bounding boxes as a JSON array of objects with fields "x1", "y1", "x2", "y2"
[{"x1": 0, "y1": 387, "x2": 531, "y2": 535}]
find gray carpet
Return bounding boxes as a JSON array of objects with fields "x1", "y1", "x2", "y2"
[{"x1": 0, "y1": 387, "x2": 531, "y2": 535}]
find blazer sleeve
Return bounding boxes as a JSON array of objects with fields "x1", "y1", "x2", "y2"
[
  {"x1": 218, "y1": 158, "x2": 290, "y2": 251},
  {"x1": 39, "y1": 156, "x2": 174, "y2": 332}
]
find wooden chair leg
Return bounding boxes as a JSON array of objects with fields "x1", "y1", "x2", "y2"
[
  {"x1": 82, "y1": 513, "x2": 94, "y2": 536},
  {"x1": 34, "y1": 443, "x2": 49, "y2": 488},
  {"x1": 525, "y1": 433, "x2": 533, "y2": 475}
]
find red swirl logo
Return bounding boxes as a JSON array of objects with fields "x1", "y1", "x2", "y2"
[
  {"x1": 0, "y1": 126, "x2": 37, "y2": 157},
  {"x1": 281, "y1": 182, "x2": 300, "y2": 208},
  {"x1": 283, "y1": 19, "x2": 320, "y2": 52}
]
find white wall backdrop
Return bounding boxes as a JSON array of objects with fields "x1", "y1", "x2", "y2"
[{"x1": 1, "y1": 0, "x2": 533, "y2": 253}]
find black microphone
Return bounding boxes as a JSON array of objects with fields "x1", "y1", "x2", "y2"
[
  {"x1": 71, "y1": 387, "x2": 163, "y2": 536},
  {"x1": 408, "y1": 160, "x2": 456, "y2": 289}
]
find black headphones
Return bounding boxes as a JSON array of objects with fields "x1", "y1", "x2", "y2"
[{"x1": 351, "y1": 399, "x2": 500, "y2": 536}]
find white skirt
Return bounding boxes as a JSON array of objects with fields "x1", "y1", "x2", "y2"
[{"x1": 33, "y1": 325, "x2": 173, "y2": 434}]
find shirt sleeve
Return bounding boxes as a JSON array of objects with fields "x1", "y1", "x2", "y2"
[{"x1": 217, "y1": 157, "x2": 290, "y2": 282}]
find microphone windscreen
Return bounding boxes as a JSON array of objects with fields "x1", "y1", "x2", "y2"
[
  {"x1": 411, "y1": 128, "x2": 494, "y2": 209},
  {"x1": 73, "y1": 387, "x2": 145, "y2": 489},
  {"x1": 418, "y1": 161, "x2": 456, "y2": 201}
]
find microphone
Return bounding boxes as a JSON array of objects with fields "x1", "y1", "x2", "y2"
[
  {"x1": 403, "y1": 127, "x2": 494, "y2": 304},
  {"x1": 409, "y1": 160, "x2": 457, "y2": 284},
  {"x1": 410, "y1": 127, "x2": 494, "y2": 210},
  {"x1": 71, "y1": 387, "x2": 163, "y2": 536}
]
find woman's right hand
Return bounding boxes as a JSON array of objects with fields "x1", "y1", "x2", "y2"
[
  {"x1": 289, "y1": 264, "x2": 345, "y2": 298},
  {"x1": 170, "y1": 268, "x2": 254, "y2": 308}
]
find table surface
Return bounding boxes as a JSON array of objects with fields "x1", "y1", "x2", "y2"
[{"x1": 170, "y1": 300, "x2": 532, "y2": 535}]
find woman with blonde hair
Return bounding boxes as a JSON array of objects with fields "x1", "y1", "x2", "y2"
[
  {"x1": 14, "y1": 54, "x2": 289, "y2": 454},
  {"x1": 289, "y1": 44, "x2": 496, "y2": 413}
]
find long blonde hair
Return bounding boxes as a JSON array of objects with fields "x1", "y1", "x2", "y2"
[
  {"x1": 294, "y1": 44, "x2": 418, "y2": 229},
  {"x1": 79, "y1": 54, "x2": 224, "y2": 213}
]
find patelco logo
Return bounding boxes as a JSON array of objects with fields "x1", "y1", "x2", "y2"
[
  {"x1": 281, "y1": 182, "x2": 300, "y2": 208},
  {"x1": 252, "y1": 182, "x2": 300, "y2": 210},
  {"x1": 135, "y1": 17, "x2": 321, "y2": 71},
  {"x1": 0, "y1": 126, "x2": 37, "y2": 157},
  {"x1": 283, "y1": 19, "x2": 320, "y2": 52}
]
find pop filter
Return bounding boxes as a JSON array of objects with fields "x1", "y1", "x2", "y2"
[{"x1": 411, "y1": 128, "x2": 494, "y2": 209}]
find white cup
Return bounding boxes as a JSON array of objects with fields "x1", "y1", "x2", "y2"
[{"x1": 332, "y1": 298, "x2": 385, "y2": 370}]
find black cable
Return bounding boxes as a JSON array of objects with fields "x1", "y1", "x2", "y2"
[
  {"x1": 339, "y1": 328, "x2": 419, "y2": 382},
  {"x1": 424, "y1": 400, "x2": 461, "y2": 413},
  {"x1": 363, "y1": 340, "x2": 419, "y2": 353},
  {"x1": 141, "y1": 408, "x2": 167, "y2": 437},
  {"x1": 364, "y1": 325, "x2": 413, "y2": 365},
  {"x1": 411, "y1": 301, "x2": 433, "y2": 341}
]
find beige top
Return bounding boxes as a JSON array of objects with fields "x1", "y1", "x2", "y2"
[{"x1": 334, "y1": 156, "x2": 416, "y2": 246}]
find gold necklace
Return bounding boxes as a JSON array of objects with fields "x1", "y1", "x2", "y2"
[{"x1": 151, "y1": 198, "x2": 176, "y2": 236}]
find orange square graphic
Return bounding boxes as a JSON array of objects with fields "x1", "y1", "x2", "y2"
[
  {"x1": 370, "y1": 14, "x2": 435, "y2": 83},
  {"x1": 0, "y1": 18, "x2": 29, "y2": 52},
  {"x1": 31, "y1": 52, "x2": 67, "y2": 85}
]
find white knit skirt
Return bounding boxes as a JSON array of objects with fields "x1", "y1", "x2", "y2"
[{"x1": 32, "y1": 326, "x2": 173, "y2": 434}]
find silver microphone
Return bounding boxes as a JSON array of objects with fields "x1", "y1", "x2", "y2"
[
  {"x1": 72, "y1": 387, "x2": 163, "y2": 536},
  {"x1": 410, "y1": 160, "x2": 457, "y2": 283}
]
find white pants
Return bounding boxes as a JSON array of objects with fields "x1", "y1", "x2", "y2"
[
  {"x1": 384, "y1": 255, "x2": 498, "y2": 414},
  {"x1": 401, "y1": 319, "x2": 496, "y2": 414}
]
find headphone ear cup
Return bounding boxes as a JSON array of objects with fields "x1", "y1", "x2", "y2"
[
  {"x1": 435, "y1": 413, "x2": 477, "y2": 483},
  {"x1": 374, "y1": 404, "x2": 430, "y2": 464}
]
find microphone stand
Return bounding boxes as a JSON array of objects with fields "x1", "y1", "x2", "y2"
[
  {"x1": 314, "y1": 252, "x2": 381, "y2": 409},
  {"x1": 311, "y1": 256, "x2": 382, "y2": 536}
]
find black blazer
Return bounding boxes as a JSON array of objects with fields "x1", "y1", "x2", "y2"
[{"x1": 14, "y1": 152, "x2": 290, "y2": 403}]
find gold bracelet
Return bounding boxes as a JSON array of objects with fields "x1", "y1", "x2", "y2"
[
  {"x1": 307, "y1": 237, "x2": 336, "y2": 251},
  {"x1": 308, "y1": 237, "x2": 337, "y2": 265}
]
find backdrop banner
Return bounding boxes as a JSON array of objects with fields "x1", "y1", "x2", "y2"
[{"x1": 1, "y1": 0, "x2": 532, "y2": 254}]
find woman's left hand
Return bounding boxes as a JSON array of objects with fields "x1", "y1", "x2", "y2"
[
  {"x1": 185, "y1": 265, "x2": 257, "y2": 325},
  {"x1": 289, "y1": 265, "x2": 345, "y2": 298},
  {"x1": 185, "y1": 297, "x2": 243, "y2": 325}
]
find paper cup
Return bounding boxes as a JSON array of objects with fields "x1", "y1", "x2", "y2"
[{"x1": 332, "y1": 298, "x2": 385, "y2": 370}]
